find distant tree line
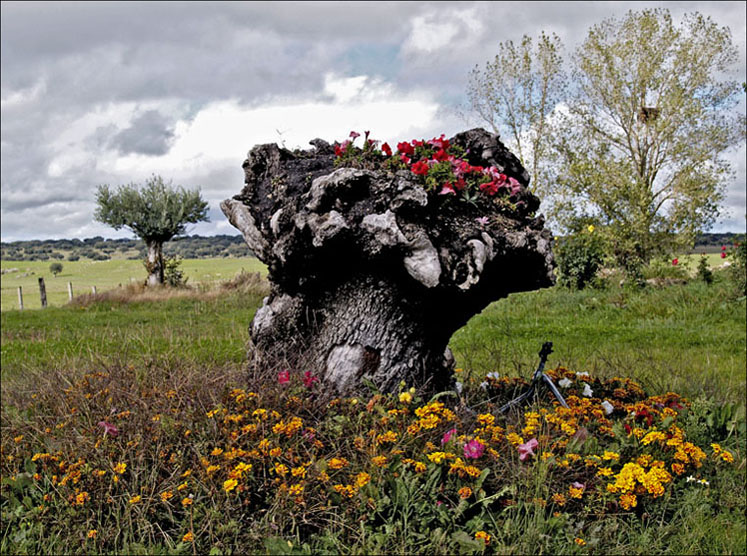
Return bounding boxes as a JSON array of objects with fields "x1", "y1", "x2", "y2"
[{"x1": 1, "y1": 235, "x2": 255, "y2": 262}]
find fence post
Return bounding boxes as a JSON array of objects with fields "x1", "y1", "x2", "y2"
[
  {"x1": 38, "y1": 277, "x2": 47, "y2": 308},
  {"x1": 68, "y1": 282, "x2": 74, "y2": 300},
  {"x1": 18, "y1": 286, "x2": 24, "y2": 311},
  {"x1": 92, "y1": 285, "x2": 97, "y2": 295}
]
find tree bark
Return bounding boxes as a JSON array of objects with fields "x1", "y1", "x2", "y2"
[
  {"x1": 222, "y1": 129, "x2": 555, "y2": 394},
  {"x1": 145, "y1": 240, "x2": 164, "y2": 286}
]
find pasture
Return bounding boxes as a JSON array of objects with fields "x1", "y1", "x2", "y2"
[{"x1": 1, "y1": 259, "x2": 745, "y2": 554}]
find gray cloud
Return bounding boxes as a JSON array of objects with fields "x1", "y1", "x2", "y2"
[{"x1": 109, "y1": 110, "x2": 175, "y2": 156}]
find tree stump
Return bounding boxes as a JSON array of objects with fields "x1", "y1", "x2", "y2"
[{"x1": 221, "y1": 128, "x2": 554, "y2": 394}]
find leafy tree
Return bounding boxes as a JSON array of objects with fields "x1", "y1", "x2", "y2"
[
  {"x1": 94, "y1": 175, "x2": 209, "y2": 286},
  {"x1": 49, "y1": 262, "x2": 63, "y2": 276},
  {"x1": 551, "y1": 9, "x2": 743, "y2": 273},
  {"x1": 466, "y1": 31, "x2": 566, "y2": 199}
]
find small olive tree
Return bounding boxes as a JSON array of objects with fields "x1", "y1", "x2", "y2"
[
  {"x1": 94, "y1": 175, "x2": 209, "y2": 286},
  {"x1": 49, "y1": 262, "x2": 63, "y2": 277}
]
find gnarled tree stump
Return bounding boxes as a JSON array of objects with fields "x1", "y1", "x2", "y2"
[{"x1": 221, "y1": 128, "x2": 554, "y2": 393}]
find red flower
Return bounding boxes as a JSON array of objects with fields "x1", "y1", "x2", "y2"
[
  {"x1": 454, "y1": 178, "x2": 466, "y2": 191},
  {"x1": 672, "y1": 258, "x2": 678, "y2": 266},
  {"x1": 400, "y1": 154, "x2": 411, "y2": 165},
  {"x1": 721, "y1": 252, "x2": 726, "y2": 259},
  {"x1": 428, "y1": 134, "x2": 450, "y2": 150},
  {"x1": 278, "y1": 370, "x2": 290, "y2": 384},
  {"x1": 303, "y1": 371, "x2": 318, "y2": 388},
  {"x1": 721, "y1": 245, "x2": 727, "y2": 251},
  {"x1": 397, "y1": 142, "x2": 415, "y2": 156},
  {"x1": 432, "y1": 149, "x2": 449, "y2": 162},
  {"x1": 381, "y1": 142, "x2": 392, "y2": 157},
  {"x1": 479, "y1": 180, "x2": 499, "y2": 196},
  {"x1": 411, "y1": 159, "x2": 430, "y2": 176},
  {"x1": 334, "y1": 144, "x2": 343, "y2": 157}
]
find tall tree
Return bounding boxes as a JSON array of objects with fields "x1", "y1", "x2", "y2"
[
  {"x1": 94, "y1": 175, "x2": 209, "y2": 286},
  {"x1": 466, "y1": 31, "x2": 566, "y2": 199},
  {"x1": 552, "y1": 9, "x2": 742, "y2": 272}
]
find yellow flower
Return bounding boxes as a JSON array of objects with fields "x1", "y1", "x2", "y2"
[
  {"x1": 475, "y1": 531, "x2": 491, "y2": 544},
  {"x1": 458, "y1": 487, "x2": 472, "y2": 499},
  {"x1": 74, "y1": 491, "x2": 90, "y2": 506},
  {"x1": 223, "y1": 478, "x2": 238, "y2": 492},
  {"x1": 619, "y1": 493, "x2": 637, "y2": 510},
  {"x1": 13, "y1": 435, "x2": 23, "y2": 443},
  {"x1": 602, "y1": 451, "x2": 620, "y2": 461},
  {"x1": 427, "y1": 452, "x2": 449, "y2": 464},
  {"x1": 328, "y1": 458, "x2": 349, "y2": 470},
  {"x1": 182, "y1": 531, "x2": 194, "y2": 543},
  {"x1": 355, "y1": 472, "x2": 371, "y2": 488},
  {"x1": 274, "y1": 463, "x2": 289, "y2": 476},
  {"x1": 129, "y1": 495, "x2": 141, "y2": 504},
  {"x1": 269, "y1": 447, "x2": 282, "y2": 457},
  {"x1": 87, "y1": 529, "x2": 97, "y2": 539},
  {"x1": 177, "y1": 481, "x2": 189, "y2": 491},
  {"x1": 551, "y1": 493, "x2": 567, "y2": 506},
  {"x1": 477, "y1": 413, "x2": 496, "y2": 426},
  {"x1": 587, "y1": 224, "x2": 595, "y2": 233},
  {"x1": 289, "y1": 483, "x2": 304, "y2": 497},
  {"x1": 372, "y1": 455, "x2": 388, "y2": 467},
  {"x1": 160, "y1": 491, "x2": 174, "y2": 501},
  {"x1": 568, "y1": 485, "x2": 584, "y2": 499},
  {"x1": 376, "y1": 431, "x2": 398, "y2": 444},
  {"x1": 399, "y1": 392, "x2": 412, "y2": 404},
  {"x1": 182, "y1": 497, "x2": 193, "y2": 507},
  {"x1": 206, "y1": 465, "x2": 220, "y2": 476},
  {"x1": 333, "y1": 484, "x2": 358, "y2": 498},
  {"x1": 210, "y1": 447, "x2": 224, "y2": 456},
  {"x1": 113, "y1": 462, "x2": 127, "y2": 474},
  {"x1": 575, "y1": 537, "x2": 586, "y2": 546}
]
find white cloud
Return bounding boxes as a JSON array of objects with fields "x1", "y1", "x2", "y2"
[
  {"x1": 110, "y1": 73, "x2": 441, "y2": 181},
  {"x1": 402, "y1": 7, "x2": 485, "y2": 55}
]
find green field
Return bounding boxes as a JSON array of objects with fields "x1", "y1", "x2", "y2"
[{"x1": 0, "y1": 257, "x2": 266, "y2": 311}]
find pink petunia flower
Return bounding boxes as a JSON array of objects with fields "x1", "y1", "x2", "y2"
[
  {"x1": 278, "y1": 370, "x2": 290, "y2": 384},
  {"x1": 439, "y1": 183, "x2": 456, "y2": 195},
  {"x1": 463, "y1": 439, "x2": 485, "y2": 459},
  {"x1": 441, "y1": 428, "x2": 457, "y2": 445},
  {"x1": 349, "y1": 131, "x2": 360, "y2": 140},
  {"x1": 303, "y1": 371, "x2": 318, "y2": 388},
  {"x1": 517, "y1": 438, "x2": 539, "y2": 461},
  {"x1": 98, "y1": 421, "x2": 119, "y2": 437}
]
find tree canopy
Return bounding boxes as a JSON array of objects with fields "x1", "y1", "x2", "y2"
[{"x1": 95, "y1": 175, "x2": 209, "y2": 244}]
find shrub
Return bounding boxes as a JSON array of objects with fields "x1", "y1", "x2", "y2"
[
  {"x1": 554, "y1": 229, "x2": 606, "y2": 289},
  {"x1": 728, "y1": 237, "x2": 746, "y2": 298},
  {"x1": 49, "y1": 262, "x2": 63, "y2": 276},
  {"x1": 696, "y1": 255, "x2": 714, "y2": 285},
  {"x1": 164, "y1": 255, "x2": 188, "y2": 287}
]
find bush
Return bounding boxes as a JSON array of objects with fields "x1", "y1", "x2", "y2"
[
  {"x1": 728, "y1": 237, "x2": 746, "y2": 298},
  {"x1": 697, "y1": 255, "x2": 714, "y2": 285},
  {"x1": 67, "y1": 253, "x2": 80, "y2": 262},
  {"x1": 554, "y1": 230, "x2": 606, "y2": 289},
  {"x1": 164, "y1": 255, "x2": 188, "y2": 287},
  {"x1": 49, "y1": 262, "x2": 63, "y2": 276}
]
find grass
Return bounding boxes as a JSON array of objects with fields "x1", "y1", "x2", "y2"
[
  {"x1": 0, "y1": 262, "x2": 745, "y2": 554},
  {"x1": 0, "y1": 257, "x2": 266, "y2": 311}
]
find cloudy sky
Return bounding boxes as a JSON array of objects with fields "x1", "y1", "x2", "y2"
[{"x1": 2, "y1": 1, "x2": 745, "y2": 241}]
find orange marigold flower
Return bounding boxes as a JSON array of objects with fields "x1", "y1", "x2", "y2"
[
  {"x1": 574, "y1": 537, "x2": 586, "y2": 546},
  {"x1": 619, "y1": 493, "x2": 637, "y2": 510},
  {"x1": 328, "y1": 458, "x2": 349, "y2": 470},
  {"x1": 551, "y1": 493, "x2": 567, "y2": 506},
  {"x1": 113, "y1": 462, "x2": 127, "y2": 474},
  {"x1": 372, "y1": 455, "x2": 388, "y2": 467},
  {"x1": 458, "y1": 487, "x2": 472, "y2": 499},
  {"x1": 182, "y1": 497, "x2": 193, "y2": 507},
  {"x1": 160, "y1": 491, "x2": 174, "y2": 501},
  {"x1": 223, "y1": 479, "x2": 238, "y2": 492},
  {"x1": 355, "y1": 472, "x2": 371, "y2": 488},
  {"x1": 474, "y1": 531, "x2": 490, "y2": 544},
  {"x1": 87, "y1": 529, "x2": 97, "y2": 539},
  {"x1": 129, "y1": 495, "x2": 141, "y2": 504},
  {"x1": 182, "y1": 531, "x2": 194, "y2": 542}
]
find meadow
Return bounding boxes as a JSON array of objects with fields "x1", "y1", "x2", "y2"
[{"x1": 0, "y1": 258, "x2": 745, "y2": 554}]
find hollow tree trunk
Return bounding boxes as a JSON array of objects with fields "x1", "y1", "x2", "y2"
[
  {"x1": 145, "y1": 240, "x2": 164, "y2": 287},
  {"x1": 222, "y1": 129, "x2": 554, "y2": 394}
]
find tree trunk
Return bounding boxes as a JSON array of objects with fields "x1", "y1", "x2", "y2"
[
  {"x1": 222, "y1": 129, "x2": 555, "y2": 394},
  {"x1": 145, "y1": 240, "x2": 164, "y2": 286}
]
